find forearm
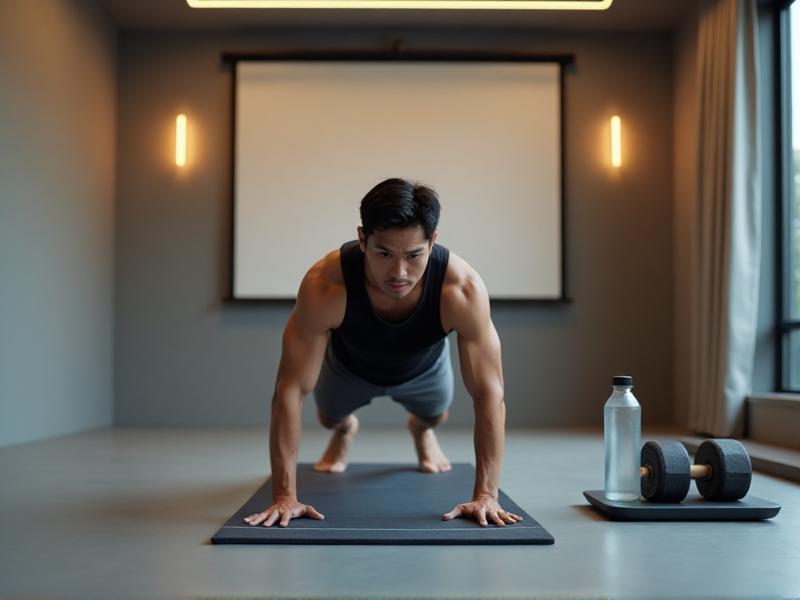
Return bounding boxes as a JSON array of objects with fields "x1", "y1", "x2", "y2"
[
  {"x1": 472, "y1": 393, "x2": 506, "y2": 500},
  {"x1": 269, "y1": 384, "x2": 304, "y2": 500}
]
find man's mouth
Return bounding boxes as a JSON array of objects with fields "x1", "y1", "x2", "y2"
[{"x1": 388, "y1": 282, "x2": 407, "y2": 290}]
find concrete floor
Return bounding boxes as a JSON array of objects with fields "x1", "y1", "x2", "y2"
[{"x1": 0, "y1": 426, "x2": 798, "y2": 600}]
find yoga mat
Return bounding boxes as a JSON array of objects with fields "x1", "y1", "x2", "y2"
[{"x1": 212, "y1": 463, "x2": 554, "y2": 545}]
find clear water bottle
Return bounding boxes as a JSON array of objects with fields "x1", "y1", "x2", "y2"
[{"x1": 604, "y1": 375, "x2": 641, "y2": 501}]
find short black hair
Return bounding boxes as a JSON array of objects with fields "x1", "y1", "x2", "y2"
[{"x1": 359, "y1": 178, "x2": 441, "y2": 244}]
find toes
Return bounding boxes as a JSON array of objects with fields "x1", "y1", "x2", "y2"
[
  {"x1": 315, "y1": 461, "x2": 347, "y2": 473},
  {"x1": 420, "y1": 461, "x2": 452, "y2": 473}
]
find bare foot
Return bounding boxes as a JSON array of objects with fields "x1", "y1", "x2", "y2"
[
  {"x1": 408, "y1": 415, "x2": 452, "y2": 473},
  {"x1": 314, "y1": 414, "x2": 359, "y2": 473}
]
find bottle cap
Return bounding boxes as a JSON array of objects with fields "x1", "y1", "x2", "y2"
[{"x1": 612, "y1": 375, "x2": 633, "y2": 387}]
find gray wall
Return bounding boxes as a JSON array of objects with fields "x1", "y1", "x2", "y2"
[
  {"x1": 115, "y1": 28, "x2": 676, "y2": 429},
  {"x1": 0, "y1": 0, "x2": 116, "y2": 448}
]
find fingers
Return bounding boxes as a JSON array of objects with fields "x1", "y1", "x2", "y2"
[
  {"x1": 280, "y1": 510, "x2": 293, "y2": 527},
  {"x1": 247, "y1": 503, "x2": 523, "y2": 529},
  {"x1": 305, "y1": 505, "x2": 325, "y2": 520},
  {"x1": 488, "y1": 510, "x2": 505, "y2": 527},
  {"x1": 244, "y1": 511, "x2": 267, "y2": 526},
  {"x1": 498, "y1": 512, "x2": 515, "y2": 524},
  {"x1": 499, "y1": 510, "x2": 523, "y2": 524},
  {"x1": 488, "y1": 509, "x2": 523, "y2": 525},
  {"x1": 443, "y1": 503, "x2": 524, "y2": 526},
  {"x1": 442, "y1": 504, "x2": 466, "y2": 520},
  {"x1": 244, "y1": 504, "x2": 326, "y2": 528},
  {"x1": 243, "y1": 510, "x2": 279, "y2": 527},
  {"x1": 480, "y1": 507, "x2": 527, "y2": 527}
]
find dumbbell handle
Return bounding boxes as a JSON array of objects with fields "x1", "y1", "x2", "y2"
[{"x1": 640, "y1": 464, "x2": 712, "y2": 480}]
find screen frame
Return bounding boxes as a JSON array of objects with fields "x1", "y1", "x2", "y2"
[{"x1": 221, "y1": 48, "x2": 574, "y2": 304}]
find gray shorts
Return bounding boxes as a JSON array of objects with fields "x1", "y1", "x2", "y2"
[{"x1": 313, "y1": 336, "x2": 454, "y2": 422}]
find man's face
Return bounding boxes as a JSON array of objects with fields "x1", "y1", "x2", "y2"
[{"x1": 358, "y1": 225, "x2": 438, "y2": 300}]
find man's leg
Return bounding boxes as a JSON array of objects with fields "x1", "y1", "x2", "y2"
[
  {"x1": 407, "y1": 409, "x2": 452, "y2": 473},
  {"x1": 389, "y1": 338, "x2": 455, "y2": 474},
  {"x1": 312, "y1": 340, "x2": 381, "y2": 473},
  {"x1": 314, "y1": 407, "x2": 360, "y2": 473}
]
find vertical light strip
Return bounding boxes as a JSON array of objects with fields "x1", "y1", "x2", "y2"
[
  {"x1": 610, "y1": 115, "x2": 621, "y2": 168},
  {"x1": 176, "y1": 114, "x2": 187, "y2": 167}
]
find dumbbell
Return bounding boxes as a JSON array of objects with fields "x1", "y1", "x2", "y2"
[{"x1": 640, "y1": 439, "x2": 752, "y2": 503}]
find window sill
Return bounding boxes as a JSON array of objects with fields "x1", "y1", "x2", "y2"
[
  {"x1": 680, "y1": 395, "x2": 799, "y2": 483},
  {"x1": 689, "y1": 394, "x2": 800, "y2": 483},
  {"x1": 681, "y1": 434, "x2": 800, "y2": 484},
  {"x1": 747, "y1": 392, "x2": 800, "y2": 407},
  {"x1": 746, "y1": 393, "x2": 800, "y2": 451}
]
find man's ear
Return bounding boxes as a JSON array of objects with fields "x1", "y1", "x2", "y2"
[
  {"x1": 430, "y1": 230, "x2": 439, "y2": 247},
  {"x1": 357, "y1": 226, "x2": 366, "y2": 253}
]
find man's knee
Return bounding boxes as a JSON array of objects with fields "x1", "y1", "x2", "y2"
[
  {"x1": 415, "y1": 408, "x2": 449, "y2": 428},
  {"x1": 317, "y1": 407, "x2": 350, "y2": 430}
]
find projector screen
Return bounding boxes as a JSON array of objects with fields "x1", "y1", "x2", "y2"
[{"x1": 231, "y1": 57, "x2": 566, "y2": 300}]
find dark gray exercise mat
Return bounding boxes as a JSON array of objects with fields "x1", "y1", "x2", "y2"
[
  {"x1": 212, "y1": 463, "x2": 554, "y2": 544},
  {"x1": 583, "y1": 490, "x2": 781, "y2": 521}
]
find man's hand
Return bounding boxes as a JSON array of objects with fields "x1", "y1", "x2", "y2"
[
  {"x1": 243, "y1": 496, "x2": 325, "y2": 528},
  {"x1": 441, "y1": 494, "x2": 523, "y2": 527}
]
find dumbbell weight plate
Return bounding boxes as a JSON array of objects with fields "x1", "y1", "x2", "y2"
[
  {"x1": 694, "y1": 439, "x2": 752, "y2": 501},
  {"x1": 641, "y1": 440, "x2": 691, "y2": 502}
]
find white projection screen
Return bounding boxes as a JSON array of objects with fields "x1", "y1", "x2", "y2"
[{"x1": 231, "y1": 56, "x2": 567, "y2": 300}]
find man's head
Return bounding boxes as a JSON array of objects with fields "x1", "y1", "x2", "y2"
[{"x1": 357, "y1": 178, "x2": 441, "y2": 299}]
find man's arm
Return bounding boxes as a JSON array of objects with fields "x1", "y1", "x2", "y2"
[
  {"x1": 268, "y1": 304, "x2": 328, "y2": 501},
  {"x1": 441, "y1": 273, "x2": 522, "y2": 527},
  {"x1": 454, "y1": 275, "x2": 505, "y2": 498},
  {"x1": 463, "y1": 331, "x2": 505, "y2": 502},
  {"x1": 245, "y1": 268, "x2": 340, "y2": 528}
]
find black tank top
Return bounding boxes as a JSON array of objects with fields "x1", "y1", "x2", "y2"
[{"x1": 330, "y1": 239, "x2": 451, "y2": 387}]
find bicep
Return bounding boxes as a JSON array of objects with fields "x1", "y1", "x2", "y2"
[
  {"x1": 275, "y1": 274, "x2": 334, "y2": 397},
  {"x1": 457, "y1": 321, "x2": 504, "y2": 400},
  {"x1": 453, "y1": 278, "x2": 504, "y2": 400},
  {"x1": 276, "y1": 311, "x2": 329, "y2": 396}
]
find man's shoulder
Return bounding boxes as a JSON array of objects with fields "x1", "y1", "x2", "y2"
[
  {"x1": 297, "y1": 249, "x2": 346, "y2": 331},
  {"x1": 310, "y1": 248, "x2": 346, "y2": 289},
  {"x1": 442, "y1": 250, "x2": 486, "y2": 299},
  {"x1": 440, "y1": 251, "x2": 489, "y2": 333}
]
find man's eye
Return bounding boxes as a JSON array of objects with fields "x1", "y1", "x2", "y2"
[{"x1": 408, "y1": 255, "x2": 420, "y2": 260}]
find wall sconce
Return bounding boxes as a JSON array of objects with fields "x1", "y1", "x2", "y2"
[
  {"x1": 176, "y1": 114, "x2": 187, "y2": 167},
  {"x1": 610, "y1": 115, "x2": 621, "y2": 168}
]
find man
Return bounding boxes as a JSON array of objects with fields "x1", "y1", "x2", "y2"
[{"x1": 244, "y1": 178, "x2": 522, "y2": 528}]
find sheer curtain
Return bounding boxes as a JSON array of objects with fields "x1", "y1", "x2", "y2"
[{"x1": 689, "y1": 0, "x2": 762, "y2": 437}]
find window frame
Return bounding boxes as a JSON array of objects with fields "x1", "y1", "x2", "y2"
[{"x1": 776, "y1": 0, "x2": 800, "y2": 393}]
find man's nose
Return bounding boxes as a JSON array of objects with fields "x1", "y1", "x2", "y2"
[{"x1": 389, "y1": 260, "x2": 408, "y2": 279}]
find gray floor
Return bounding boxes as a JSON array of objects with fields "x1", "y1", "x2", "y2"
[{"x1": 1, "y1": 426, "x2": 798, "y2": 600}]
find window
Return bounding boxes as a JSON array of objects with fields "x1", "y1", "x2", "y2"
[{"x1": 780, "y1": 0, "x2": 800, "y2": 391}]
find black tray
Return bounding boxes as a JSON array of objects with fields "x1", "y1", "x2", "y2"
[{"x1": 583, "y1": 490, "x2": 781, "y2": 521}]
